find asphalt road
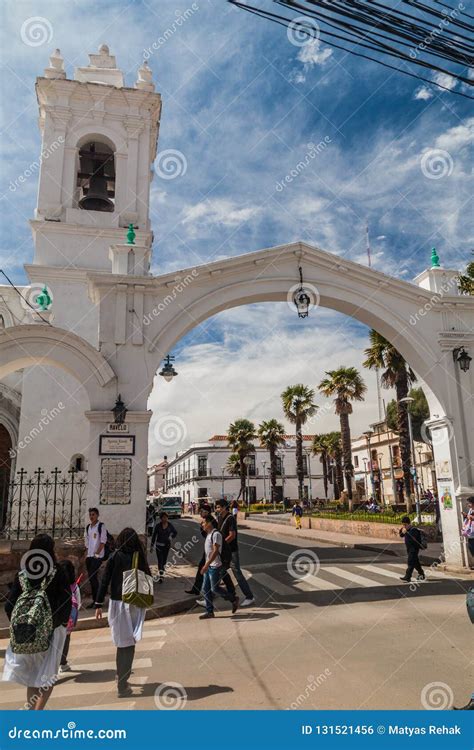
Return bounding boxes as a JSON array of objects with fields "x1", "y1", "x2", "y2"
[{"x1": 0, "y1": 518, "x2": 471, "y2": 711}]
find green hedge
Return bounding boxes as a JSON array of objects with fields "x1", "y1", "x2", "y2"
[{"x1": 311, "y1": 510, "x2": 434, "y2": 525}]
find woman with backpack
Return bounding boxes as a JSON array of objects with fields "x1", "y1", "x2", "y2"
[
  {"x1": 2, "y1": 534, "x2": 71, "y2": 710},
  {"x1": 95, "y1": 528, "x2": 152, "y2": 698}
]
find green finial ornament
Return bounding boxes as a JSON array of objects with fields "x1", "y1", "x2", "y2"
[
  {"x1": 127, "y1": 223, "x2": 136, "y2": 245},
  {"x1": 34, "y1": 286, "x2": 52, "y2": 312},
  {"x1": 431, "y1": 247, "x2": 440, "y2": 268}
]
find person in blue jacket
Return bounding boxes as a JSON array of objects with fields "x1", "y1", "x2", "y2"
[{"x1": 150, "y1": 512, "x2": 177, "y2": 583}]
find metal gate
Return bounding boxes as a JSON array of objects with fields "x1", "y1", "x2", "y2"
[{"x1": 0, "y1": 467, "x2": 87, "y2": 540}]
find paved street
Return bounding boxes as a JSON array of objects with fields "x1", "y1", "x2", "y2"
[{"x1": 0, "y1": 519, "x2": 471, "y2": 711}]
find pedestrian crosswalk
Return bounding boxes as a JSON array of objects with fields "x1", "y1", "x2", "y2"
[
  {"x1": 0, "y1": 618, "x2": 174, "y2": 710},
  {"x1": 250, "y1": 561, "x2": 471, "y2": 598}
]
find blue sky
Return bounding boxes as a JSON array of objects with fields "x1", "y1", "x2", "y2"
[{"x1": 0, "y1": 0, "x2": 472, "y2": 460}]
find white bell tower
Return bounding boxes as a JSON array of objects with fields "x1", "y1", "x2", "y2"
[{"x1": 31, "y1": 45, "x2": 161, "y2": 271}]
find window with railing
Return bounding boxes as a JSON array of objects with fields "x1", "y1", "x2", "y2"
[{"x1": 198, "y1": 456, "x2": 208, "y2": 477}]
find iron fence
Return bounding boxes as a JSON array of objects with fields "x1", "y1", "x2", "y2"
[{"x1": 0, "y1": 467, "x2": 87, "y2": 540}]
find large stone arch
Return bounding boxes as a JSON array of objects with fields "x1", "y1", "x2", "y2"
[{"x1": 0, "y1": 325, "x2": 116, "y2": 408}]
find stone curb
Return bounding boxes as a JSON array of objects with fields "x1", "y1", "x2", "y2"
[{"x1": 0, "y1": 596, "x2": 197, "y2": 639}]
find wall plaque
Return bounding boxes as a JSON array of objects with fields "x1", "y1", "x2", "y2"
[
  {"x1": 100, "y1": 457, "x2": 132, "y2": 505},
  {"x1": 99, "y1": 435, "x2": 135, "y2": 455}
]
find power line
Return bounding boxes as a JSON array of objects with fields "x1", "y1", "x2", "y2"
[
  {"x1": 229, "y1": 0, "x2": 473, "y2": 98},
  {"x1": 0, "y1": 269, "x2": 52, "y2": 326}
]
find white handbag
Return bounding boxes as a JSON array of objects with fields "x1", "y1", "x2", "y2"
[{"x1": 122, "y1": 552, "x2": 154, "y2": 608}]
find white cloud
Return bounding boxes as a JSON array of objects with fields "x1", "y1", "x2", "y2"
[
  {"x1": 414, "y1": 86, "x2": 433, "y2": 101},
  {"x1": 432, "y1": 73, "x2": 456, "y2": 91},
  {"x1": 297, "y1": 39, "x2": 332, "y2": 67},
  {"x1": 182, "y1": 199, "x2": 260, "y2": 229}
]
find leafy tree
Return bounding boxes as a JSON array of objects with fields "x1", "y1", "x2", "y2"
[
  {"x1": 363, "y1": 330, "x2": 416, "y2": 507},
  {"x1": 458, "y1": 255, "x2": 474, "y2": 295},
  {"x1": 386, "y1": 387, "x2": 429, "y2": 442},
  {"x1": 325, "y1": 432, "x2": 344, "y2": 501},
  {"x1": 318, "y1": 368, "x2": 366, "y2": 503},
  {"x1": 281, "y1": 385, "x2": 318, "y2": 501},
  {"x1": 312, "y1": 433, "x2": 330, "y2": 499},
  {"x1": 227, "y1": 419, "x2": 257, "y2": 502},
  {"x1": 258, "y1": 419, "x2": 286, "y2": 503}
]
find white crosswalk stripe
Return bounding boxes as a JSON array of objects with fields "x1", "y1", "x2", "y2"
[
  {"x1": 252, "y1": 572, "x2": 298, "y2": 596},
  {"x1": 318, "y1": 566, "x2": 386, "y2": 588},
  {"x1": 294, "y1": 573, "x2": 342, "y2": 591},
  {"x1": 355, "y1": 564, "x2": 412, "y2": 582}
]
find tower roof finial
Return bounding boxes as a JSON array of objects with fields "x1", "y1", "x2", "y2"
[{"x1": 431, "y1": 247, "x2": 441, "y2": 268}]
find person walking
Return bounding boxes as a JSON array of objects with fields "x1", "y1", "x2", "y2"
[
  {"x1": 3, "y1": 534, "x2": 71, "y2": 710},
  {"x1": 215, "y1": 498, "x2": 254, "y2": 607},
  {"x1": 292, "y1": 500, "x2": 303, "y2": 530},
  {"x1": 461, "y1": 497, "x2": 474, "y2": 569},
  {"x1": 399, "y1": 516, "x2": 426, "y2": 582},
  {"x1": 150, "y1": 511, "x2": 177, "y2": 583},
  {"x1": 85, "y1": 507, "x2": 108, "y2": 608},
  {"x1": 199, "y1": 516, "x2": 236, "y2": 619},
  {"x1": 95, "y1": 528, "x2": 151, "y2": 698},
  {"x1": 58, "y1": 560, "x2": 82, "y2": 673}
]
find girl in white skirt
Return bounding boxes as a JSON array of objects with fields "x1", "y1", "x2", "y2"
[
  {"x1": 95, "y1": 528, "x2": 151, "y2": 698},
  {"x1": 3, "y1": 534, "x2": 71, "y2": 709}
]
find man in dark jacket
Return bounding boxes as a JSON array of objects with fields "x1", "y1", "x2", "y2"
[{"x1": 399, "y1": 516, "x2": 425, "y2": 582}]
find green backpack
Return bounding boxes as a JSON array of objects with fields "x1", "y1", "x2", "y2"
[{"x1": 10, "y1": 569, "x2": 55, "y2": 654}]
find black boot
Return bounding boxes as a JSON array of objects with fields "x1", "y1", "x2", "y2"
[{"x1": 116, "y1": 646, "x2": 135, "y2": 697}]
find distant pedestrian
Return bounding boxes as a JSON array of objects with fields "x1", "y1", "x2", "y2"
[
  {"x1": 199, "y1": 516, "x2": 237, "y2": 619},
  {"x1": 292, "y1": 501, "x2": 303, "y2": 530},
  {"x1": 58, "y1": 560, "x2": 82, "y2": 673},
  {"x1": 95, "y1": 528, "x2": 151, "y2": 698},
  {"x1": 215, "y1": 499, "x2": 254, "y2": 607},
  {"x1": 151, "y1": 511, "x2": 177, "y2": 583},
  {"x1": 461, "y1": 497, "x2": 474, "y2": 568},
  {"x1": 3, "y1": 534, "x2": 71, "y2": 710},
  {"x1": 231, "y1": 500, "x2": 239, "y2": 518},
  {"x1": 399, "y1": 516, "x2": 425, "y2": 582},
  {"x1": 85, "y1": 507, "x2": 107, "y2": 608}
]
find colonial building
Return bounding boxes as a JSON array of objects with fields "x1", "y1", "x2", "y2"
[
  {"x1": 165, "y1": 435, "x2": 325, "y2": 505},
  {"x1": 352, "y1": 420, "x2": 436, "y2": 505},
  {"x1": 147, "y1": 458, "x2": 168, "y2": 496}
]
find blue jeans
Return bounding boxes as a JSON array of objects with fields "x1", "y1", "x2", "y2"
[
  {"x1": 230, "y1": 549, "x2": 253, "y2": 600},
  {"x1": 202, "y1": 566, "x2": 232, "y2": 614}
]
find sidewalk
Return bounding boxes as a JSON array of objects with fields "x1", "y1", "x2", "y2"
[
  {"x1": 241, "y1": 515, "x2": 446, "y2": 564},
  {"x1": 0, "y1": 561, "x2": 197, "y2": 639}
]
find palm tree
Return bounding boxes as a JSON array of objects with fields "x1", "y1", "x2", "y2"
[
  {"x1": 325, "y1": 432, "x2": 344, "y2": 501},
  {"x1": 227, "y1": 419, "x2": 257, "y2": 502},
  {"x1": 318, "y1": 368, "x2": 366, "y2": 504},
  {"x1": 226, "y1": 453, "x2": 241, "y2": 477},
  {"x1": 281, "y1": 385, "x2": 318, "y2": 501},
  {"x1": 258, "y1": 419, "x2": 286, "y2": 504},
  {"x1": 363, "y1": 330, "x2": 416, "y2": 509},
  {"x1": 312, "y1": 433, "x2": 330, "y2": 500}
]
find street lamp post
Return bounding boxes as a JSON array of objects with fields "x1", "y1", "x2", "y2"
[
  {"x1": 399, "y1": 397, "x2": 421, "y2": 522},
  {"x1": 304, "y1": 448, "x2": 313, "y2": 507},
  {"x1": 243, "y1": 456, "x2": 252, "y2": 509},
  {"x1": 278, "y1": 451, "x2": 285, "y2": 507},
  {"x1": 377, "y1": 453, "x2": 385, "y2": 505},
  {"x1": 362, "y1": 457, "x2": 369, "y2": 500},
  {"x1": 363, "y1": 430, "x2": 375, "y2": 500},
  {"x1": 221, "y1": 465, "x2": 225, "y2": 499},
  {"x1": 416, "y1": 446, "x2": 425, "y2": 495},
  {"x1": 262, "y1": 460, "x2": 267, "y2": 502}
]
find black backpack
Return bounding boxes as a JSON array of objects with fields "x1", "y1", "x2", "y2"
[
  {"x1": 212, "y1": 529, "x2": 232, "y2": 568},
  {"x1": 86, "y1": 522, "x2": 115, "y2": 560}
]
